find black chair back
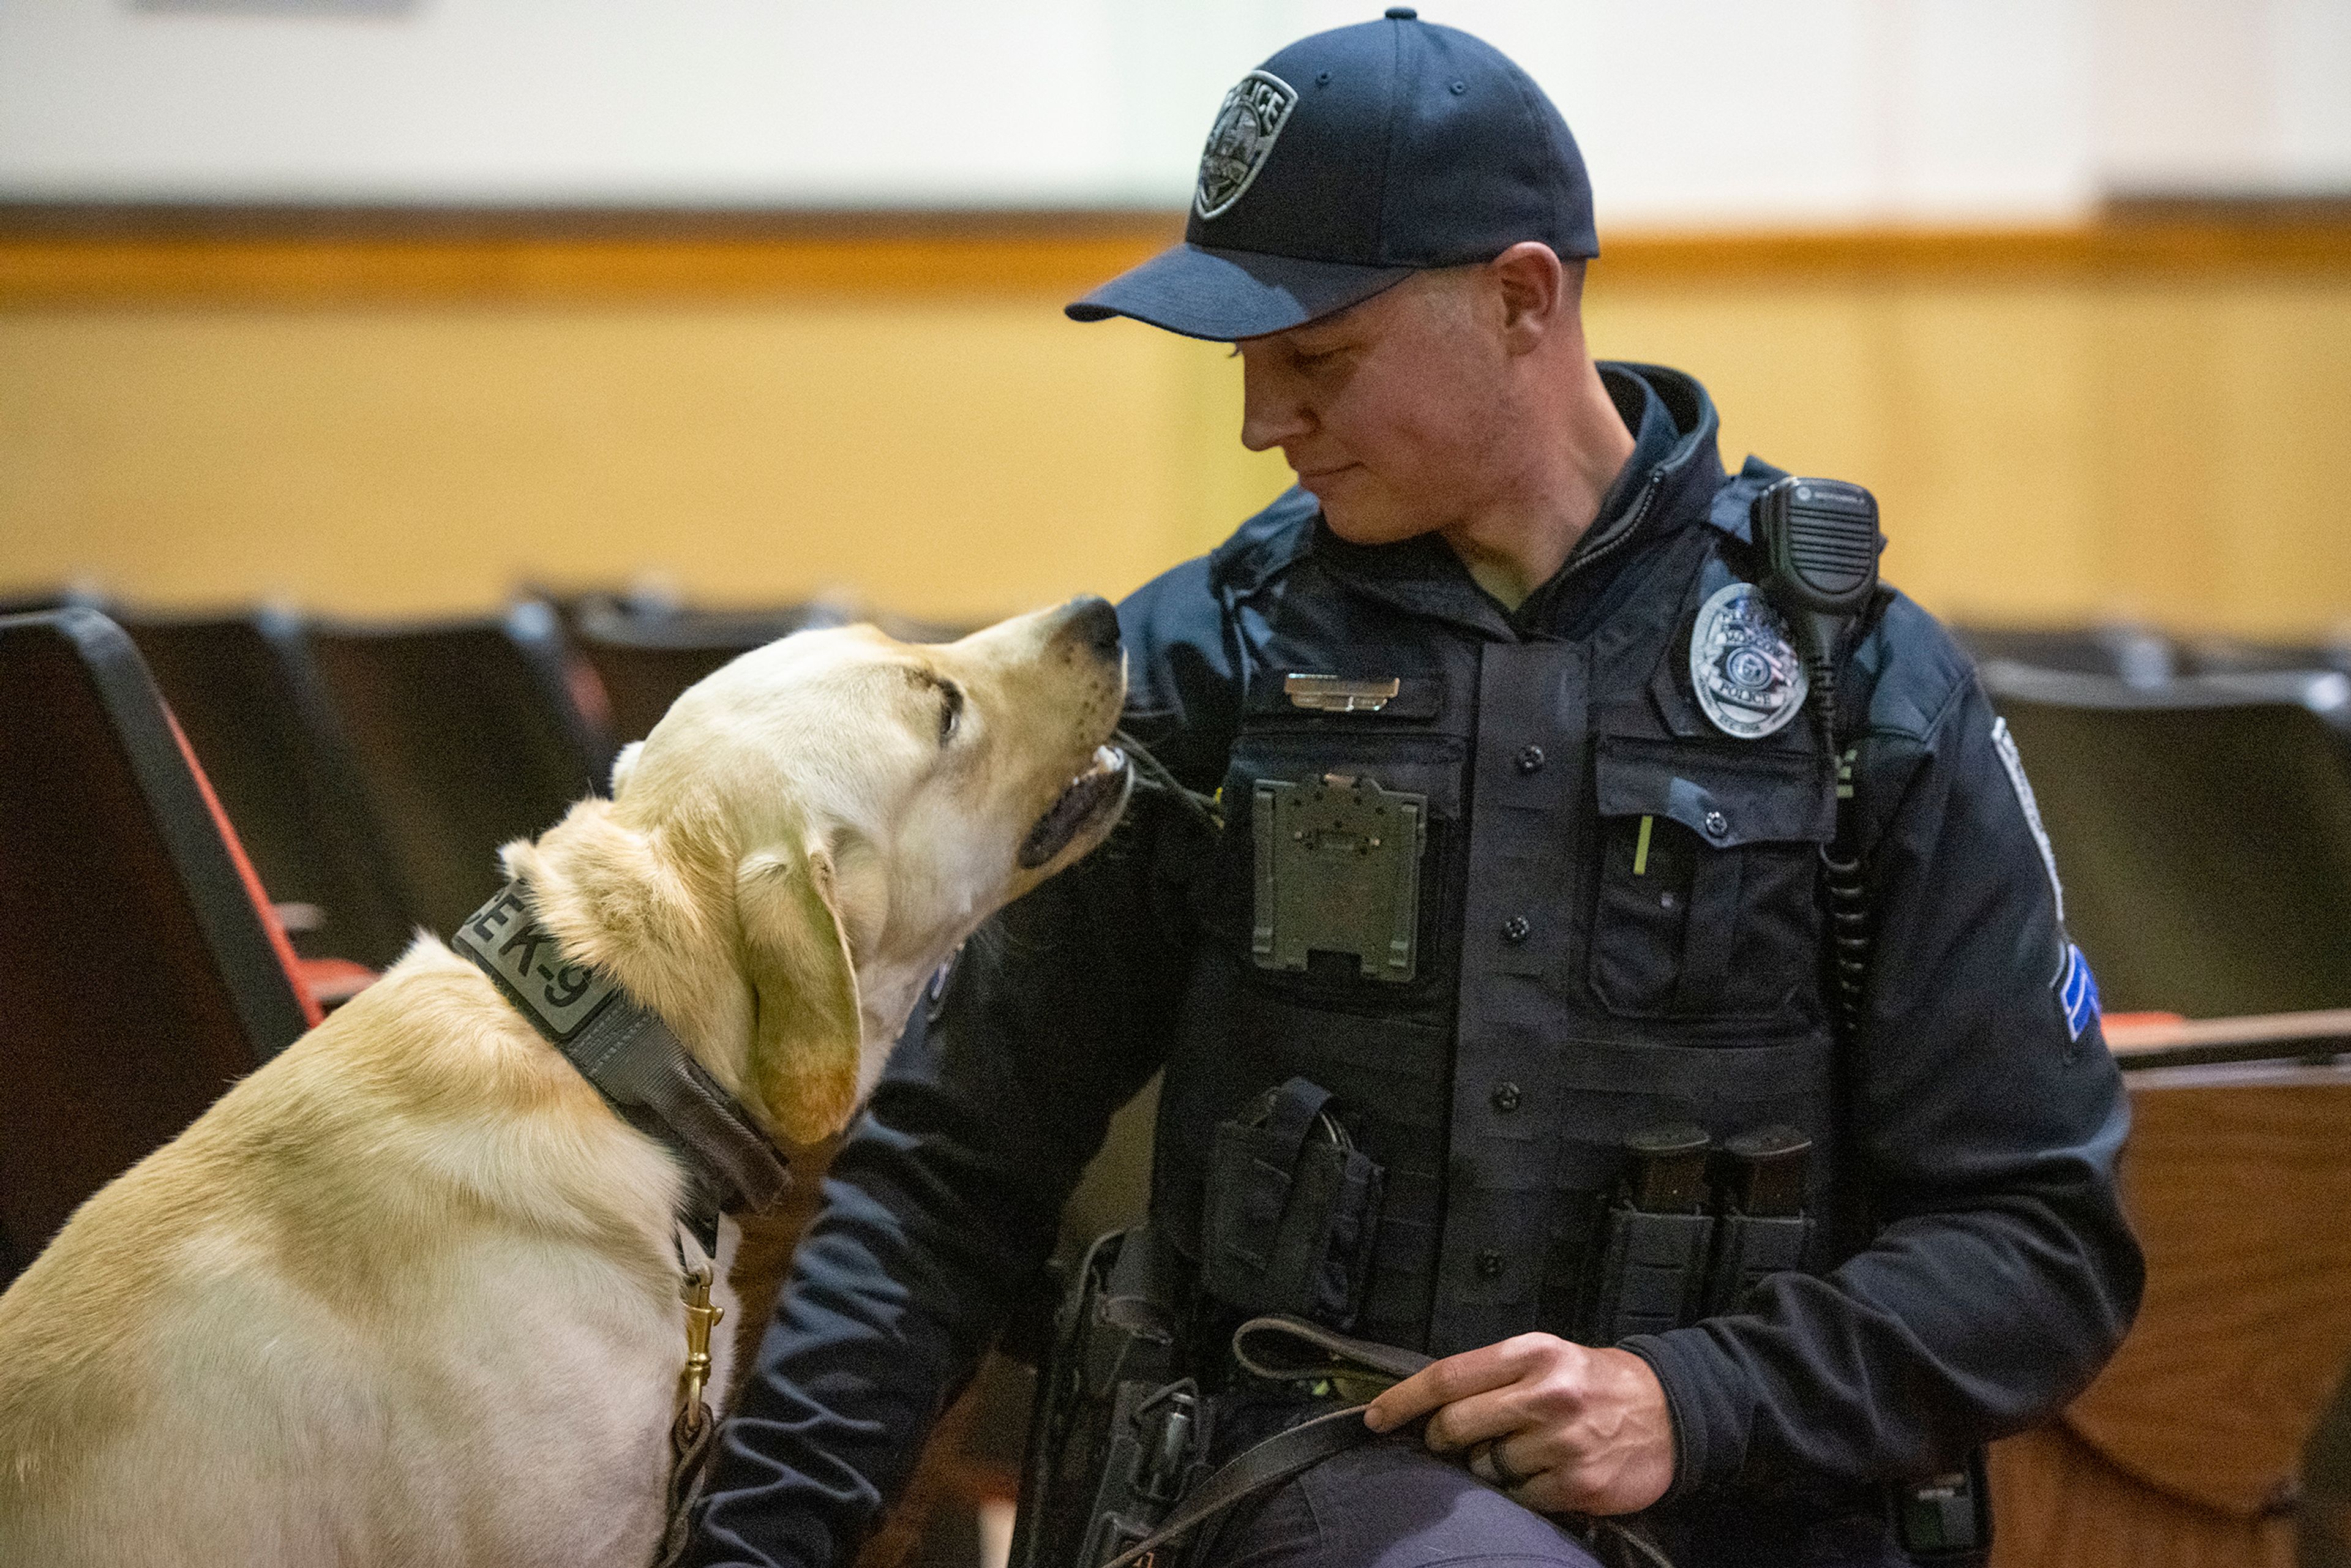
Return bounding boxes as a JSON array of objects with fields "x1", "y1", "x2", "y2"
[
  {"x1": 0, "y1": 587, "x2": 107, "y2": 619},
  {"x1": 304, "y1": 604, "x2": 613, "y2": 939},
  {"x1": 571, "y1": 596, "x2": 983, "y2": 746},
  {"x1": 0, "y1": 609, "x2": 313, "y2": 1280},
  {"x1": 125, "y1": 608, "x2": 418, "y2": 968},
  {"x1": 1982, "y1": 662, "x2": 2351, "y2": 1018},
  {"x1": 572, "y1": 601, "x2": 841, "y2": 745},
  {"x1": 2186, "y1": 635, "x2": 2351, "y2": 679},
  {"x1": 1953, "y1": 621, "x2": 2177, "y2": 688}
]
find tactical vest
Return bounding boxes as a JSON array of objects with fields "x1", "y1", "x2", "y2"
[{"x1": 1152, "y1": 519, "x2": 1865, "y2": 1359}]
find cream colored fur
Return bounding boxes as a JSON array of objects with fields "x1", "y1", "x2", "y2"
[{"x1": 0, "y1": 602, "x2": 1128, "y2": 1568}]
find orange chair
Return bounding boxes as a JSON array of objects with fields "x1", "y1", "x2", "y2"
[{"x1": 125, "y1": 607, "x2": 418, "y2": 969}]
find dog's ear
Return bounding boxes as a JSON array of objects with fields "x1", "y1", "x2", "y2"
[{"x1": 735, "y1": 836, "x2": 863, "y2": 1146}]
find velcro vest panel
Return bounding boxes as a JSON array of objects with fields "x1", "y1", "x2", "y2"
[{"x1": 1155, "y1": 526, "x2": 1854, "y2": 1357}]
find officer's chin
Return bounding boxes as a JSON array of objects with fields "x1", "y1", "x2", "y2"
[{"x1": 1312, "y1": 488, "x2": 1425, "y2": 549}]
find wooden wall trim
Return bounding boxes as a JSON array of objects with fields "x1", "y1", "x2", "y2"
[{"x1": 2, "y1": 209, "x2": 2348, "y2": 306}]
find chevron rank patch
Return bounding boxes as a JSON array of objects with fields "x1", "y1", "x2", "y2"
[{"x1": 2053, "y1": 940, "x2": 2101, "y2": 1042}]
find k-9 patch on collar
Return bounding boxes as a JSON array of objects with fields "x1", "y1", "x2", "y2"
[
  {"x1": 1689, "y1": 582, "x2": 1809, "y2": 740},
  {"x1": 1196, "y1": 69, "x2": 1297, "y2": 220}
]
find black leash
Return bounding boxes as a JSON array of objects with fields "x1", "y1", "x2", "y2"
[
  {"x1": 1100, "y1": 1318, "x2": 1673, "y2": 1568},
  {"x1": 1114, "y1": 727, "x2": 1223, "y2": 831}
]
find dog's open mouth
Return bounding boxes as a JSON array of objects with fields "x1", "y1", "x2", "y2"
[{"x1": 1019, "y1": 744, "x2": 1132, "y2": 869}]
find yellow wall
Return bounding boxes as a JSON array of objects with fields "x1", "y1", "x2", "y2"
[
  {"x1": 1596, "y1": 272, "x2": 2351, "y2": 638},
  {"x1": 3, "y1": 222, "x2": 2347, "y2": 636}
]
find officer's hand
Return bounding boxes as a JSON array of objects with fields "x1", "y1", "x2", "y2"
[{"x1": 1361, "y1": 1334, "x2": 1673, "y2": 1516}]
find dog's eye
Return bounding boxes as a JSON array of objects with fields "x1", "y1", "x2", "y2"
[{"x1": 937, "y1": 680, "x2": 964, "y2": 745}]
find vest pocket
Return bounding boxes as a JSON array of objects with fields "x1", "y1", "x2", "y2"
[{"x1": 1588, "y1": 734, "x2": 1835, "y2": 1022}]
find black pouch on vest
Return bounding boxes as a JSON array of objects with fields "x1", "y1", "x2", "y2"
[
  {"x1": 1581, "y1": 1124, "x2": 1716, "y2": 1343},
  {"x1": 1201, "y1": 1078, "x2": 1384, "y2": 1329}
]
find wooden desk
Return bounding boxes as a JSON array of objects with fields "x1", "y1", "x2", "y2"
[{"x1": 1993, "y1": 1054, "x2": 2351, "y2": 1568}]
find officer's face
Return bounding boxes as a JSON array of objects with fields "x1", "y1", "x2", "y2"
[{"x1": 1235, "y1": 269, "x2": 1513, "y2": 547}]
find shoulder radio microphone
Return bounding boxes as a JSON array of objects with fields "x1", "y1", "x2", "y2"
[{"x1": 1750, "y1": 475, "x2": 1883, "y2": 740}]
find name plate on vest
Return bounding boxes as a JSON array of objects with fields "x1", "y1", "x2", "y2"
[
  {"x1": 1251, "y1": 774, "x2": 1427, "y2": 983},
  {"x1": 451, "y1": 883, "x2": 621, "y2": 1044}
]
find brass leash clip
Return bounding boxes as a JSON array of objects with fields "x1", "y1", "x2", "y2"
[{"x1": 678, "y1": 1262, "x2": 724, "y2": 1436}]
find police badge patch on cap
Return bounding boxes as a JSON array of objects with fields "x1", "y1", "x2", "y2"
[
  {"x1": 1194, "y1": 69, "x2": 1297, "y2": 220},
  {"x1": 1689, "y1": 582, "x2": 1808, "y2": 740}
]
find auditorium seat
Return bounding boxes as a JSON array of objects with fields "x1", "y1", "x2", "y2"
[
  {"x1": 0, "y1": 587, "x2": 107, "y2": 618},
  {"x1": 0, "y1": 609, "x2": 317, "y2": 1284},
  {"x1": 571, "y1": 598, "x2": 848, "y2": 745},
  {"x1": 303, "y1": 603, "x2": 615, "y2": 940},
  {"x1": 1954, "y1": 621, "x2": 2177, "y2": 687},
  {"x1": 2188, "y1": 634, "x2": 2351, "y2": 680},
  {"x1": 2305, "y1": 1368, "x2": 2351, "y2": 1567},
  {"x1": 124, "y1": 608, "x2": 418, "y2": 969},
  {"x1": 573, "y1": 596, "x2": 983, "y2": 745},
  {"x1": 1979, "y1": 663, "x2": 2351, "y2": 1018}
]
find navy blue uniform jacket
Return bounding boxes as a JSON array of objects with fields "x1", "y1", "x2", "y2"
[{"x1": 685, "y1": 364, "x2": 2143, "y2": 1566}]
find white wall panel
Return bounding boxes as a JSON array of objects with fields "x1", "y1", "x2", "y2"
[{"x1": 0, "y1": 0, "x2": 2342, "y2": 217}]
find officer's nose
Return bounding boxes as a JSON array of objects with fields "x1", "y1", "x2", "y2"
[
  {"x1": 1238, "y1": 347, "x2": 1312, "y2": 453},
  {"x1": 1059, "y1": 596, "x2": 1122, "y2": 663}
]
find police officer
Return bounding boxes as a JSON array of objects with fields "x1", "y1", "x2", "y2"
[{"x1": 686, "y1": 13, "x2": 2142, "y2": 1567}]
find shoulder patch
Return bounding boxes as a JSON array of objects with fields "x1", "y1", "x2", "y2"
[{"x1": 1991, "y1": 716, "x2": 2064, "y2": 923}]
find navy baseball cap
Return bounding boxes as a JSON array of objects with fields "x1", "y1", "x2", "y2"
[{"x1": 1068, "y1": 7, "x2": 1597, "y2": 341}]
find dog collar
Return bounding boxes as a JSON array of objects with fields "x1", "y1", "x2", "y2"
[{"x1": 452, "y1": 880, "x2": 790, "y2": 1251}]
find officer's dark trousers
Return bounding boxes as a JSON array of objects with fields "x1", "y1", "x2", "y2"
[{"x1": 1193, "y1": 1436, "x2": 1604, "y2": 1568}]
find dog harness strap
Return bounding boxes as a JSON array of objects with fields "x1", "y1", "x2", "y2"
[{"x1": 454, "y1": 880, "x2": 790, "y2": 1246}]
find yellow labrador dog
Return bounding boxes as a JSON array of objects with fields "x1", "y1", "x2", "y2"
[{"x1": 0, "y1": 598, "x2": 1130, "y2": 1567}]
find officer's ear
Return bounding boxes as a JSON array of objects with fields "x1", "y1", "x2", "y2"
[
  {"x1": 1488, "y1": 241, "x2": 1567, "y2": 350},
  {"x1": 733, "y1": 828, "x2": 864, "y2": 1146}
]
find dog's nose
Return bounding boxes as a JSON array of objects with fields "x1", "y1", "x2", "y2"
[{"x1": 1065, "y1": 596, "x2": 1122, "y2": 662}]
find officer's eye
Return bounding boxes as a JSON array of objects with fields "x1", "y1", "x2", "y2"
[{"x1": 937, "y1": 680, "x2": 964, "y2": 745}]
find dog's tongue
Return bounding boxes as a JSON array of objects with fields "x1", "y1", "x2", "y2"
[{"x1": 1019, "y1": 746, "x2": 1130, "y2": 869}]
